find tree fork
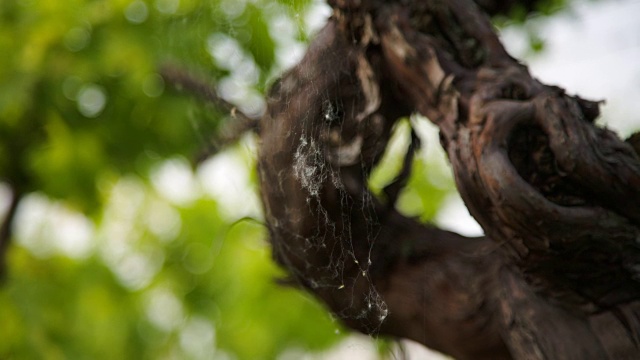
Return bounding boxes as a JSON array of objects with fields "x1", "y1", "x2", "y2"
[{"x1": 258, "y1": 0, "x2": 640, "y2": 358}]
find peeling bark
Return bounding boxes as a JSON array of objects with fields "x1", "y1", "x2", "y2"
[{"x1": 258, "y1": 0, "x2": 640, "y2": 358}]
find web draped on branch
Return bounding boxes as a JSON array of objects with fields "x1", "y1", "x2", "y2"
[{"x1": 257, "y1": 18, "x2": 404, "y2": 332}]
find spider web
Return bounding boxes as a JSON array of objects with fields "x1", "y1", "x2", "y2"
[
  {"x1": 202, "y1": 0, "x2": 412, "y2": 338},
  {"x1": 287, "y1": 96, "x2": 392, "y2": 332}
]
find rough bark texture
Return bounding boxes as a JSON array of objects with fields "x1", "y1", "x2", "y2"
[{"x1": 257, "y1": 0, "x2": 640, "y2": 358}]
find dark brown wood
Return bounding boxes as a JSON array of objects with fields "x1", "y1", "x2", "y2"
[
  {"x1": 257, "y1": 0, "x2": 640, "y2": 358},
  {"x1": 0, "y1": 188, "x2": 21, "y2": 280}
]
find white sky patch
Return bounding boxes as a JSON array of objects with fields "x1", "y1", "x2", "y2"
[
  {"x1": 208, "y1": 33, "x2": 245, "y2": 71},
  {"x1": 179, "y1": 316, "x2": 217, "y2": 359},
  {"x1": 151, "y1": 157, "x2": 200, "y2": 206},
  {"x1": 144, "y1": 198, "x2": 182, "y2": 243},
  {"x1": 304, "y1": 0, "x2": 332, "y2": 37},
  {"x1": 145, "y1": 286, "x2": 185, "y2": 332},
  {"x1": 97, "y1": 177, "x2": 166, "y2": 290},
  {"x1": 275, "y1": 42, "x2": 306, "y2": 74},
  {"x1": 14, "y1": 193, "x2": 95, "y2": 259},
  {"x1": 208, "y1": 33, "x2": 265, "y2": 117},
  {"x1": 233, "y1": 58, "x2": 261, "y2": 87},
  {"x1": 278, "y1": 335, "x2": 378, "y2": 360},
  {"x1": 102, "y1": 177, "x2": 145, "y2": 227},
  {"x1": 220, "y1": 0, "x2": 246, "y2": 19},
  {"x1": 263, "y1": 3, "x2": 306, "y2": 73},
  {"x1": 76, "y1": 84, "x2": 107, "y2": 118},
  {"x1": 197, "y1": 146, "x2": 261, "y2": 222},
  {"x1": 279, "y1": 334, "x2": 447, "y2": 360},
  {"x1": 239, "y1": 91, "x2": 266, "y2": 118},
  {"x1": 435, "y1": 194, "x2": 485, "y2": 237},
  {"x1": 399, "y1": 339, "x2": 451, "y2": 360},
  {"x1": 269, "y1": 12, "x2": 297, "y2": 44},
  {"x1": 50, "y1": 206, "x2": 95, "y2": 259},
  {"x1": 217, "y1": 78, "x2": 265, "y2": 118},
  {"x1": 14, "y1": 194, "x2": 57, "y2": 258},
  {"x1": 111, "y1": 249, "x2": 164, "y2": 290},
  {"x1": 500, "y1": 0, "x2": 640, "y2": 136}
]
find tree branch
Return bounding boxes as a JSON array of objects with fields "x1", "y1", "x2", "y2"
[
  {"x1": 259, "y1": 0, "x2": 640, "y2": 358},
  {"x1": 375, "y1": 0, "x2": 640, "y2": 357},
  {"x1": 0, "y1": 187, "x2": 21, "y2": 280},
  {"x1": 258, "y1": 17, "x2": 514, "y2": 359},
  {"x1": 159, "y1": 65, "x2": 258, "y2": 161}
]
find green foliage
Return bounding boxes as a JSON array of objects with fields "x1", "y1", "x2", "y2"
[
  {"x1": 0, "y1": 0, "x2": 349, "y2": 358},
  {"x1": 369, "y1": 120, "x2": 454, "y2": 222},
  {"x1": 0, "y1": 0, "x2": 459, "y2": 358},
  {"x1": 0, "y1": 0, "x2": 314, "y2": 210},
  {"x1": 0, "y1": 152, "x2": 346, "y2": 359},
  {"x1": 492, "y1": 0, "x2": 569, "y2": 27}
]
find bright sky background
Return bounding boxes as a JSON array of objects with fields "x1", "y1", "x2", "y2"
[{"x1": 504, "y1": 0, "x2": 640, "y2": 135}]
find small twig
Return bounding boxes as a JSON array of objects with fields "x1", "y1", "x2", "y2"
[
  {"x1": 0, "y1": 187, "x2": 22, "y2": 280},
  {"x1": 160, "y1": 64, "x2": 257, "y2": 122},
  {"x1": 383, "y1": 128, "x2": 421, "y2": 209},
  {"x1": 159, "y1": 64, "x2": 260, "y2": 162}
]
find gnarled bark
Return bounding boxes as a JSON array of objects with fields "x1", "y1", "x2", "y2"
[{"x1": 257, "y1": 0, "x2": 640, "y2": 358}]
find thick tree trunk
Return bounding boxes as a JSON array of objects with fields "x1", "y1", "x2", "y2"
[{"x1": 257, "y1": 0, "x2": 640, "y2": 358}]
